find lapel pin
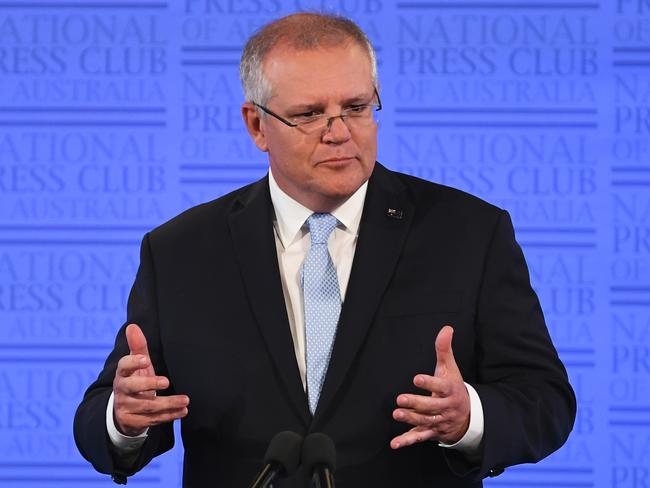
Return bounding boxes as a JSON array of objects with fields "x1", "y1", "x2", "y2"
[{"x1": 387, "y1": 208, "x2": 403, "y2": 220}]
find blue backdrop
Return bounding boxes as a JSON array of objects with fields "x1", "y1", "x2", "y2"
[{"x1": 0, "y1": 0, "x2": 648, "y2": 486}]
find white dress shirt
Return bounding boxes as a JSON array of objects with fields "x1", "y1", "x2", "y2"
[{"x1": 107, "y1": 169, "x2": 485, "y2": 456}]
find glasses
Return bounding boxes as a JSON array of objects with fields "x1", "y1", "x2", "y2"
[{"x1": 252, "y1": 88, "x2": 382, "y2": 135}]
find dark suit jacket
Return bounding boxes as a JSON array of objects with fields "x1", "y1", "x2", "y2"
[{"x1": 74, "y1": 163, "x2": 576, "y2": 487}]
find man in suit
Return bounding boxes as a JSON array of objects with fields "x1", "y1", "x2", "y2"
[{"x1": 74, "y1": 12, "x2": 576, "y2": 487}]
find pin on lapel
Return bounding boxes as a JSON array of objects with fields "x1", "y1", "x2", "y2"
[{"x1": 387, "y1": 208, "x2": 403, "y2": 220}]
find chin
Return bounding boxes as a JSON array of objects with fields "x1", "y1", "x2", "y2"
[{"x1": 321, "y1": 180, "x2": 364, "y2": 201}]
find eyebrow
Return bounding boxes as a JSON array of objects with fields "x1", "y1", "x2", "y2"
[{"x1": 285, "y1": 92, "x2": 373, "y2": 112}]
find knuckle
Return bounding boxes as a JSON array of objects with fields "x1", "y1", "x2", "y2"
[
  {"x1": 141, "y1": 377, "x2": 157, "y2": 391},
  {"x1": 416, "y1": 415, "x2": 429, "y2": 426},
  {"x1": 131, "y1": 378, "x2": 146, "y2": 392},
  {"x1": 149, "y1": 412, "x2": 171, "y2": 426},
  {"x1": 123, "y1": 380, "x2": 141, "y2": 395},
  {"x1": 412, "y1": 397, "x2": 427, "y2": 410},
  {"x1": 140, "y1": 401, "x2": 155, "y2": 415},
  {"x1": 117, "y1": 356, "x2": 133, "y2": 371},
  {"x1": 117, "y1": 379, "x2": 131, "y2": 392}
]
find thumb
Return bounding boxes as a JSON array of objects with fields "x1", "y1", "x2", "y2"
[
  {"x1": 126, "y1": 323, "x2": 150, "y2": 359},
  {"x1": 434, "y1": 325, "x2": 461, "y2": 380}
]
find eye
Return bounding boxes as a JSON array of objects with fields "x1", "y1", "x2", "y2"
[
  {"x1": 293, "y1": 110, "x2": 321, "y2": 118},
  {"x1": 347, "y1": 104, "x2": 369, "y2": 114}
]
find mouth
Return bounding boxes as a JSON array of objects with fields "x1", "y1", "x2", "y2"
[{"x1": 318, "y1": 157, "x2": 356, "y2": 165}]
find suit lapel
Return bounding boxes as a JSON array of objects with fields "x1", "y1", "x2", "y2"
[
  {"x1": 313, "y1": 164, "x2": 415, "y2": 425},
  {"x1": 227, "y1": 176, "x2": 311, "y2": 426}
]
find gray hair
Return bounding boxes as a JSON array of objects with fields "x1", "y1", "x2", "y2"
[{"x1": 239, "y1": 12, "x2": 378, "y2": 106}]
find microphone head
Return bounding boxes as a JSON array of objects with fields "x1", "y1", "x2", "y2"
[
  {"x1": 263, "y1": 430, "x2": 303, "y2": 477},
  {"x1": 302, "y1": 432, "x2": 337, "y2": 475}
]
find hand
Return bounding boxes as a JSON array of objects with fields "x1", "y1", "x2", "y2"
[
  {"x1": 112, "y1": 323, "x2": 190, "y2": 436},
  {"x1": 390, "y1": 325, "x2": 470, "y2": 449}
]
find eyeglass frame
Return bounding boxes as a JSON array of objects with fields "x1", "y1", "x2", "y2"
[{"x1": 251, "y1": 87, "x2": 382, "y2": 131}]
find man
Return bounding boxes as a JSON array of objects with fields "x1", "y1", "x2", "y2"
[{"x1": 74, "y1": 13, "x2": 576, "y2": 487}]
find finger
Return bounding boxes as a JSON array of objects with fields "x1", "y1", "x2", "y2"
[
  {"x1": 396, "y1": 393, "x2": 447, "y2": 413},
  {"x1": 413, "y1": 374, "x2": 452, "y2": 397},
  {"x1": 116, "y1": 354, "x2": 150, "y2": 377},
  {"x1": 126, "y1": 323, "x2": 150, "y2": 359},
  {"x1": 119, "y1": 406, "x2": 189, "y2": 431},
  {"x1": 434, "y1": 325, "x2": 455, "y2": 377},
  {"x1": 116, "y1": 375, "x2": 170, "y2": 395},
  {"x1": 120, "y1": 394, "x2": 190, "y2": 415},
  {"x1": 390, "y1": 426, "x2": 437, "y2": 449},
  {"x1": 140, "y1": 406, "x2": 189, "y2": 427},
  {"x1": 393, "y1": 408, "x2": 439, "y2": 427}
]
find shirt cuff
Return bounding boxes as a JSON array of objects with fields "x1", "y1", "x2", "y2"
[
  {"x1": 106, "y1": 391, "x2": 148, "y2": 451},
  {"x1": 438, "y1": 382, "x2": 484, "y2": 454}
]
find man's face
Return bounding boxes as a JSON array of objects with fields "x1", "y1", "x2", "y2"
[{"x1": 242, "y1": 41, "x2": 377, "y2": 212}]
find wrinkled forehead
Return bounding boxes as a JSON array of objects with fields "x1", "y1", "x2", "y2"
[{"x1": 262, "y1": 41, "x2": 374, "y2": 103}]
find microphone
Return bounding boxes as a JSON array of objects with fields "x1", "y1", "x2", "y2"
[
  {"x1": 249, "y1": 431, "x2": 303, "y2": 488},
  {"x1": 302, "y1": 433, "x2": 336, "y2": 488}
]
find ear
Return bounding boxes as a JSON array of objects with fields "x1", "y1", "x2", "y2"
[{"x1": 242, "y1": 102, "x2": 269, "y2": 152}]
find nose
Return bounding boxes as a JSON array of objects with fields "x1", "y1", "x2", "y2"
[{"x1": 322, "y1": 115, "x2": 352, "y2": 143}]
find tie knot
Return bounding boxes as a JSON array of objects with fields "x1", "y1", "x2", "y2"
[{"x1": 307, "y1": 213, "x2": 338, "y2": 245}]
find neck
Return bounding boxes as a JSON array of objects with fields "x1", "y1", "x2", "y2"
[{"x1": 271, "y1": 175, "x2": 350, "y2": 213}]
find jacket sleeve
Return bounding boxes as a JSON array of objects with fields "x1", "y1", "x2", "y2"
[
  {"x1": 448, "y1": 209, "x2": 577, "y2": 479},
  {"x1": 73, "y1": 233, "x2": 175, "y2": 483}
]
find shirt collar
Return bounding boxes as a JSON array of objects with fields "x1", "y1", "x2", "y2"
[{"x1": 268, "y1": 169, "x2": 368, "y2": 249}]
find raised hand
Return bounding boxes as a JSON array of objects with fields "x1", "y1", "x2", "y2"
[
  {"x1": 391, "y1": 325, "x2": 470, "y2": 449},
  {"x1": 112, "y1": 324, "x2": 190, "y2": 436}
]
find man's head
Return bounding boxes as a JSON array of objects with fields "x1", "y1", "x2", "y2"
[{"x1": 240, "y1": 13, "x2": 380, "y2": 212}]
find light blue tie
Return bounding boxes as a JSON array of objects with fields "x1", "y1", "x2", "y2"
[{"x1": 302, "y1": 213, "x2": 341, "y2": 415}]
